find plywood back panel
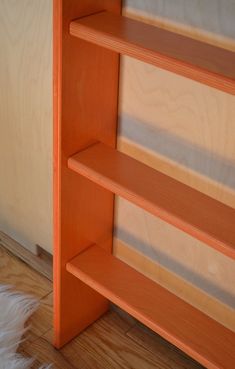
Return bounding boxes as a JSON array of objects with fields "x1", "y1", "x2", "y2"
[
  {"x1": 115, "y1": 0, "x2": 235, "y2": 320},
  {"x1": 113, "y1": 237, "x2": 235, "y2": 332},
  {"x1": 0, "y1": 0, "x2": 52, "y2": 252}
]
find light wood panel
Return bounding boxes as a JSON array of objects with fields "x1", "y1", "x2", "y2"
[
  {"x1": 69, "y1": 142, "x2": 235, "y2": 259},
  {"x1": 114, "y1": 238, "x2": 235, "y2": 332},
  {"x1": 67, "y1": 244, "x2": 235, "y2": 369},
  {"x1": 70, "y1": 11, "x2": 235, "y2": 95},
  {"x1": 118, "y1": 138, "x2": 235, "y2": 209},
  {"x1": 0, "y1": 0, "x2": 52, "y2": 253},
  {"x1": 116, "y1": 1, "x2": 235, "y2": 313},
  {"x1": 124, "y1": 1, "x2": 235, "y2": 51},
  {"x1": 114, "y1": 145, "x2": 235, "y2": 306}
]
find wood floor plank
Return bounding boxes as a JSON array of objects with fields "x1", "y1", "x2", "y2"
[
  {"x1": 43, "y1": 329, "x2": 96, "y2": 369},
  {"x1": 61, "y1": 311, "x2": 188, "y2": 369},
  {"x1": 126, "y1": 324, "x2": 203, "y2": 369},
  {"x1": 20, "y1": 337, "x2": 83, "y2": 369},
  {"x1": 57, "y1": 312, "x2": 202, "y2": 369},
  {"x1": 25, "y1": 292, "x2": 53, "y2": 342},
  {"x1": 0, "y1": 245, "x2": 52, "y2": 298}
]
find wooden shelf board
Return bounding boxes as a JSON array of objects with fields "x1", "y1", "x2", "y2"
[
  {"x1": 66, "y1": 244, "x2": 235, "y2": 369},
  {"x1": 68, "y1": 142, "x2": 235, "y2": 260},
  {"x1": 70, "y1": 11, "x2": 235, "y2": 95}
]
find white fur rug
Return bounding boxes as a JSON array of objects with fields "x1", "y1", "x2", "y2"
[{"x1": 0, "y1": 285, "x2": 50, "y2": 369}]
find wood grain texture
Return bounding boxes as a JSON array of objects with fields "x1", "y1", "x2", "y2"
[
  {"x1": 53, "y1": 0, "x2": 121, "y2": 348},
  {"x1": 116, "y1": 2, "x2": 235, "y2": 312},
  {"x1": 70, "y1": 11, "x2": 235, "y2": 95},
  {"x1": 68, "y1": 142, "x2": 235, "y2": 259},
  {"x1": 56, "y1": 311, "x2": 203, "y2": 369},
  {"x1": 20, "y1": 338, "x2": 77, "y2": 369},
  {"x1": 114, "y1": 238, "x2": 235, "y2": 332},
  {"x1": 123, "y1": 1, "x2": 235, "y2": 52},
  {"x1": 116, "y1": 59, "x2": 235, "y2": 306},
  {"x1": 0, "y1": 0, "x2": 52, "y2": 253},
  {"x1": 0, "y1": 231, "x2": 52, "y2": 280},
  {"x1": 26, "y1": 292, "x2": 53, "y2": 342},
  {"x1": 126, "y1": 324, "x2": 203, "y2": 369},
  {"x1": 0, "y1": 245, "x2": 52, "y2": 298},
  {"x1": 67, "y1": 244, "x2": 235, "y2": 369}
]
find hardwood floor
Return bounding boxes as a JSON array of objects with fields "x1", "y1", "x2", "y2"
[{"x1": 0, "y1": 244, "x2": 204, "y2": 368}]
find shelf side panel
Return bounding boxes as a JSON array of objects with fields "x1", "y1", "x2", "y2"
[{"x1": 53, "y1": 0, "x2": 121, "y2": 348}]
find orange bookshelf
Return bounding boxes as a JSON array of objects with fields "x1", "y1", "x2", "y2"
[{"x1": 53, "y1": 1, "x2": 235, "y2": 367}]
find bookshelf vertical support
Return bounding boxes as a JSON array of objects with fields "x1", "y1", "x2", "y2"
[{"x1": 53, "y1": 0, "x2": 121, "y2": 348}]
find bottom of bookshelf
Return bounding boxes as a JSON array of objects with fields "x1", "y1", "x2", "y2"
[{"x1": 66, "y1": 244, "x2": 235, "y2": 369}]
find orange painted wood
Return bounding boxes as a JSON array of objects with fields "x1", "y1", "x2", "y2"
[
  {"x1": 55, "y1": 1, "x2": 235, "y2": 365},
  {"x1": 66, "y1": 244, "x2": 235, "y2": 369},
  {"x1": 53, "y1": 0, "x2": 121, "y2": 348},
  {"x1": 68, "y1": 142, "x2": 235, "y2": 260},
  {"x1": 70, "y1": 11, "x2": 235, "y2": 95}
]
